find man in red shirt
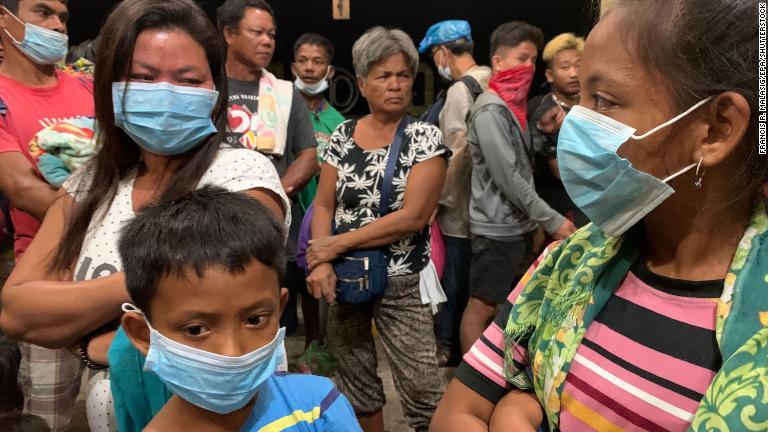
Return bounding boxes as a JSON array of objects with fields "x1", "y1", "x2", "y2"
[{"x1": 0, "y1": 1, "x2": 94, "y2": 430}]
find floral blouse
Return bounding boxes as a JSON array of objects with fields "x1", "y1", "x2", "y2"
[{"x1": 323, "y1": 119, "x2": 449, "y2": 276}]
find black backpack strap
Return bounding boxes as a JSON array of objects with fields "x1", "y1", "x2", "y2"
[{"x1": 459, "y1": 75, "x2": 484, "y2": 101}]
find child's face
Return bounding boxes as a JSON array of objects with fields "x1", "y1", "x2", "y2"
[{"x1": 123, "y1": 260, "x2": 287, "y2": 357}]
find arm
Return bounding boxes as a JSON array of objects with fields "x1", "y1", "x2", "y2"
[
  {"x1": 439, "y1": 83, "x2": 474, "y2": 206},
  {"x1": 306, "y1": 162, "x2": 338, "y2": 304},
  {"x1": 0, "y1": 152, "x2": 58, "y2": 220},
  {"x1": 282, "y1": 91, "x2": 320, "y2": 197},
  {"x1": 489, "y1": 390, "x2": 543, "y2": 432},
  {"x1": 307, "y1": 156, "x2": 447, "y2": 269},
  {"x1": 431, "y1": 379, "x2": 495, "y2": 432},
  {"x1": 473, "y1": 108, "x2": 566, "y2": 235},
  {"x1": 0, "y1": 191, "x2": 129, "y2": 347},
  {"x1": 242, "y1": 187, "x2": 286, "y2": 221}
]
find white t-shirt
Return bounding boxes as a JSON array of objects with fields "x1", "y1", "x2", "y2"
[
  {"x1": 61, "y1": 148, "x2": 289, "y2": 432},
  {"x1": 64, "y1": 147, "x2": 290, "y2": 283}
]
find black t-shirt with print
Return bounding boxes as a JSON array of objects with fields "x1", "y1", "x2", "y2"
[{"x1": 323, "y1": 119, "x2": 450, "y2": 276}]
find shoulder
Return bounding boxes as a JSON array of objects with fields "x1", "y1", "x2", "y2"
[
  {"x1": 203, "y1": 147, "x2": 287, "y2": 201},
  {"x1": 267, "y1": 373, "x2": 339, "y2": 410},
  {"x1": 405, "y1": 120, "x2": 441, "y2": 137}
]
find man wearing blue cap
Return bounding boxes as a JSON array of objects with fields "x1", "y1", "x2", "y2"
[{"x1": 418, "y1": 20, "x2": 491, "y2": 367}]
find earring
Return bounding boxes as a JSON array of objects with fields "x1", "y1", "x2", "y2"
[{"x1": 694, "y1": 157, "x2": 705, "y2": 188}]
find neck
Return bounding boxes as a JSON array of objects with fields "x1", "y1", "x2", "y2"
[
  {"x1": 451, "y1": 54, "x2": 477, "y2": 79},
  {"x1": 0, "y1": 44, "x2": 57, "y2": 87},
  {"x1": 226, "y1": 55, "x2": 263, "y2": 82},
  {"x1": 642, "y1": 167, "x2": 753, "y2": 281},
  {"x1": 303, "y1": 93, "x2": 325, "y2": 112},
  {"x1": 167, "y1": 395, "x2": 254, "y2": 432},
  {"x1": 138, "y1": 150, "x2": 185, "y2": 188},
  {"x1": 368, "y1": 109, "x2": 405, "y2": 128},
  {"x1": 551, "y1": 87, "x2": 578, "y2": 106}
]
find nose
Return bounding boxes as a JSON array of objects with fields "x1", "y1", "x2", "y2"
[
  {"x1": 216, "y1": 333, "x2": 249, "y2": 357},
  {"x1": 48, "y1": 16, "x2": 67, "y2": 34}
]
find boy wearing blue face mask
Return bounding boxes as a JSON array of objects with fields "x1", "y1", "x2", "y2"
[{"x1": 118, "y1": 186, "x2": 361, "y2": 432}]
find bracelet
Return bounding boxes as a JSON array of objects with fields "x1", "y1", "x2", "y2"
[{"x1": 79, "y1": 335, "x2": 109, "y2": 370}]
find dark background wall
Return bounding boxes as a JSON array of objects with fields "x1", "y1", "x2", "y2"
[{"x1": 66, "y1": 0, "x2": 596, "y2": 115}]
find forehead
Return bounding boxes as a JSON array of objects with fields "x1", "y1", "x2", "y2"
[
  {"x1": 553, "y1": 48, "x2": 581, "y2": 63},
  {"x1": 497, "y1": 41, "x2": 538, "y2": 58},
  {"x1": 19, "y1": 0, "x2": 67, "y2": 10},
  {"x1": 296, "y1": 43, "x2": 328, "y2": 59},
  {"x1": 133, "y1": 29, "x2": 208, "y2": 69},
  {"x1": 153, "y1": 262, "x2": 279, "y2": 315},
  {"x1": 240, "y1": 7, "x2": 274, "y2": 29},
  {"x1": 581, "y1": 14, "x2": 647, "y2": 87}
]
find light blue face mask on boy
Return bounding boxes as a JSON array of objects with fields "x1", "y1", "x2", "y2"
[
  {"x1": 2, "y1": 7, "x2": 68, "y2": 65},
  {"x1": 112, "y1": 82, "x2": 219, "y2": 156},
  {"x1": 122, "y1": 303, "x2": 286, "y2": 414},
  {"x1": 557, "y1": 97, "x2": 712, "y2": 237}
]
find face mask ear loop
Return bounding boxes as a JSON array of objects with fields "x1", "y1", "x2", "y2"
[
  {"x1": 122, "y1": 303, "x2": 157, "y2": 331},
  {"x1": 631, "y1": 96, "x2": 715, "y2": 140},
  {"x1": 694, "y1": 156, "x2": 706, "y2": 188}
]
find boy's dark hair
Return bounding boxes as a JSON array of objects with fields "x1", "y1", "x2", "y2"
[
  {"x1": 0, "y1": 0, "x2": 66, "y2": 14},
  {"x1": 217, "y1": 0, "x2": 274, "y2": 33},
  {"x1": 293, "y1": 32, "x2": 335, "y2": 63},
  {"x1": 438, "y1": 38, "x2": 474, "y2": 56},
  {"x1": 0, "y1": 413, "x2": 50, "y2": 432},
  {"x1": 490, "y1": 21, "x2": 544, "y2": 58},
  {"x1": 118, "y1": 186, "x2": 286, "y2": 319}
]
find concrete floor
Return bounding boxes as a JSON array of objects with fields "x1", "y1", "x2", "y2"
[{"x1": 68, "y1": 333, "x2": 454, "y2": 432}]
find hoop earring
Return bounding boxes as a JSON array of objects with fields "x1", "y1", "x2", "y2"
[{"x1": 694, "y1": 157, "x2": 705, "y2": 189}]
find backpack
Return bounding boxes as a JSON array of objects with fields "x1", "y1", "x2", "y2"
[{"x1": 419, "y1": 75, "x2": 484, "y2": 126}]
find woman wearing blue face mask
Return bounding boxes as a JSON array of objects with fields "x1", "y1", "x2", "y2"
[
  {"x1": 0, "y1": 0, "x2": 290, "y2": 431},
  {"x1": 431, "y1": 0, "x2": 768, "y2": 431}
]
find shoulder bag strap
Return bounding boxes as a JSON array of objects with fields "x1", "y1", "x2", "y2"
[{"x1": 379, "y1": 116, "x2": 411, "y2": 217}]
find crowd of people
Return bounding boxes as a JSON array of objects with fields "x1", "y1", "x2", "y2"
[{"x1": 0, "y1": 0, "x2": 765, "y2": 431}]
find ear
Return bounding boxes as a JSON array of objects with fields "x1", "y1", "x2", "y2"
[
  {"x1": 696, "y1": 91, "x2": 750, "y2": 168},
  {"x1": 327, "y1": 65, "x2": 336, "y2": 80},
  {"x1": 357, "y1": 76, "x2": 367, "y2": 99},
  {"x1": 222, "y1": 26, "x2": 237, "y2": 47},
  {"x1": 491, "y1": 54, "x2": 503, "y2": 74},
  {"x1": 278, "y1": 287, "x2": 289, "y2": 316},
  {"x1": 121, "y1": 312, "x2": 151, "y2": 356},
  {"x1": 545, "y1": 68, "x2": 553, "y2": 83}
]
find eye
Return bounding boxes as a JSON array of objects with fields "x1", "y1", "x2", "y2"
[
  {"x1": 179, "y1": 78, "x2": 204, "y2": 85},
  {"x1": 129, "y1": 74, "x2": 154, "y2": 82},
  {"x1": 591, "y1": 93, "x2": 617, "y2": 111},
  {"x1": 246, "y1": 314, "x2": 269, "y2": 328},
  {"x1": 182, "y1": 324, "x2": 209, "y2": 337}
]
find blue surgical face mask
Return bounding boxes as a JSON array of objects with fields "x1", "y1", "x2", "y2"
[
  {"x1": 557, "y1": 97, "x2": 713, "y2": 237},
  {"x1": 2, "y1": 7, "x2": 68, "y2": 65},
  {"x1": 112, "y1": 82, "x2": 219, "y2": 156},
  {"x1": 122, "y1": 303, "x2": 286, "y2": 415}
]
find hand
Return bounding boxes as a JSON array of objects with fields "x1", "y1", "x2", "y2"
[
  {"x1": 536, "y1": 106, "x2": 565, "y2": 135},
  {"x1": 551, "y1": 219, "x2": 577, "y2": 240},
  {"x1": 306, "y1": 263, "x2": 337, "y2": 305},
  {"x1": 307, "y1": 236, "x2": 342, "y2": 270}
]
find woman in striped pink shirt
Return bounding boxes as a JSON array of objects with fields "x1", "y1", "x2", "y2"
[{"x1": 431, "y1": 0, "x2": 768, "y2": 431}]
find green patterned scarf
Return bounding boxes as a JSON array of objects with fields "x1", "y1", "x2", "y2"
[{"x1": 503, "y1": 203, "x2": 768, "y2": 431}]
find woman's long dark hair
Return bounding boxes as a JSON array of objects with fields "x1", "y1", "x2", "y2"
[{"x1": 50, "y1": 0, "x2": 229, "y2": 273}]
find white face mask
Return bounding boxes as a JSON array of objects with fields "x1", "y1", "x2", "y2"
[
  {"x1": 294, "y1": 68, "x2": 331, "y2": 96},
  {"x1": 437, "y1": 64, "x2": 452, "y2": 82}
]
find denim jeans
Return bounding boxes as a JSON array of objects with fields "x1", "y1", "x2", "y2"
[{"x1": 438, "y1": 235, "x2": 472, "y2": 362}]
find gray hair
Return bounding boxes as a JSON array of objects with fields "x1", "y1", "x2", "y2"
[{"x1": 352, "y1": 27, "x2": 419, "y2": 79}]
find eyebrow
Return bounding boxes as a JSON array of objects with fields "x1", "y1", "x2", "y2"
[
  {"x1": 134, "y1": 62, "x2": 203, "y2": 75},
  {"x1": 584, "y1": 72, "x2": 630, "y2": 89}
]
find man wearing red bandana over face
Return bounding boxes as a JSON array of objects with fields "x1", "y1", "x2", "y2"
[{"x1": 460, "y1": 21, "x2": 576, "y2": 353}]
